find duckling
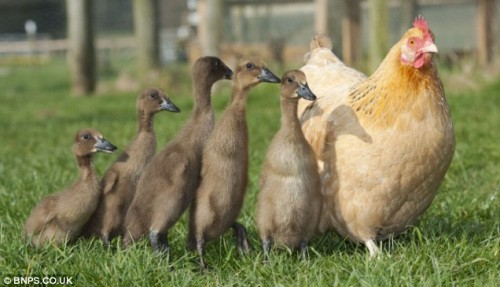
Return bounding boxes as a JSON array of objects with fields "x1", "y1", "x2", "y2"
[
  {"x1": 122, "y1": 57, "x2": 233, "y2": 252},
  {"x1": 24, "y1": 129, "x2": 117, "y2": 247},
  {"x1": 81, "y1": 89, "x2": 180, "y2": 246},
  {"x1": 188, "y1": 57, "x2": 281, "y2": 269},
  {"x1": 256, "y1": 70, "x2": 321, "y2": 262}
]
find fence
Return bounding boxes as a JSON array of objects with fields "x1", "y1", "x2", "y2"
[{"x1": 0, "y1": 0, "x2": 498, "y2": 65}]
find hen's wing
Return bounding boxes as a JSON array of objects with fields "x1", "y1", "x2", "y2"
[{"x1": 299, "y1": 36, "x2": 366, "y2": 161}]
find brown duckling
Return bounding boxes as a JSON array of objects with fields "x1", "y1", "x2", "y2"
[
  {"x1": 81, "y1": 88, "x2": 179, "y2": 246},
  {"x1": 257, "y1": 70, "x2": 321, "y2": 262},
  {"x1": 122, "y1": 57, "x2": 233, "y2": 252},
  {"x1": 24, "y1": 129, "x2": 116, "y2": 247},
  {"x1": 188, "y1": 57, "x2": 280, "y2": 269}
]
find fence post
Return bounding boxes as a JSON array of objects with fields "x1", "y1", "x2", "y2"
[
  {"x1": 67, "y1": 0, "x2": 96, "y2": 95},
  {"x1": 315, "y1": 0, "x2": 329, "y2": 35},
  {"x1": 198, "y1": 0, "x2": 222, "y2": 56},
  {"x1": 399, "y1": 0, "x2": 417, "y2": 36},
  {"x1": 477, "y1": 0, "x2": 496, "y2": 68},
  {"x1": 133, "y1": 0, "x2": 160, "y2": 73},
  {"x1": 369, "y1": 0, "x2": 389, "y2": 72},
  {"x1": 342, "y1": 0, "x2": 361, "y2": 66}
]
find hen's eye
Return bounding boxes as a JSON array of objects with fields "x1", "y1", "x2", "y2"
[
  {"x1": 150, "y1": 92, "x2": 157, "y2": 99},
  {"x1": 287, "y1": 77, "x2": 294, "y2": 83},
  {"x1": 409, "y1": 38, "x2": 415, "y2": 45},
  {"x1": 246, "y1": 63, "x2": 254, "y2": 69},
  {"x1": 83, "y1": 134, "x2": 90, "y2": 140}
]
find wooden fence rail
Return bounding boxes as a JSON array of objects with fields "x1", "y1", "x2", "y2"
[{"x1": 0, "y1": 37, "x2": 136, "y2": 54}]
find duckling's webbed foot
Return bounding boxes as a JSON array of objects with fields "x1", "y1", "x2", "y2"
[
  {"x1": 300, "y1": 239, "x2": 309, "y2": 260},
  {"x1": 231, "y1": 222, "x2": 251, "y2": 253},
  {"x1": 149, "y1": 231, "x2": 169, "y2": 253}
]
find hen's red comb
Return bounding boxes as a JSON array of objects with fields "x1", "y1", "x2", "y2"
[{"x1": 413, "y1": 15, "x2": 429, "y2": 32}]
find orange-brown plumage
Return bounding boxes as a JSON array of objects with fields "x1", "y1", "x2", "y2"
[{"x1": 299, "y1": 17, "x2": 455, "y2": 256}]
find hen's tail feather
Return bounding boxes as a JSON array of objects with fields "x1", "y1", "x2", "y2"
[{"x1": 310, "y1": 35, "x2": 333, "y2": 51}]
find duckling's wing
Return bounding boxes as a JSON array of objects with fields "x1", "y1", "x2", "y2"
[{"x1": 24, "y1": 199, "x2": 56, "y2": 237}]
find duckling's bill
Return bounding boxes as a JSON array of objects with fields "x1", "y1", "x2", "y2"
[
  {"x1": 297, "y1": 83, "x2": 316, "y2": 101},
  {"x1": 161, "y1": 98, "x2": 181, "y2": 113},
  {"x1": 95, "y1": 138, "x2": 117, "y2": 153},
  {"x1": 258, "y1": 68, "x2": 281, "y2": 83}
]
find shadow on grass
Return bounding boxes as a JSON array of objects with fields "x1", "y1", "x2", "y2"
[{"x1": 300, "y1": 204, "x2": 498, "y2": 258}]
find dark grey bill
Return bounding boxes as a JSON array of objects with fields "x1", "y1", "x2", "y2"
[
  {"x1": 224, "y1": 67, "x2": 234, "y2": 80},
  {"x1": 258, "y1": 68, "x2": 281, "y2": 83},
  {"x1": 161, "y1": 98, "x2": 181, "y2": 113},
  {"x1": 297, "y1": 83, "x2": 316, "y2": 101},
  {"x1": 95, "y1": 138, "x2": 117, "y2": 153}
]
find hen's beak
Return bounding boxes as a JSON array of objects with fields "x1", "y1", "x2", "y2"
[
  {"x1": 420, "y1": 43, "x2": 438, "y2": 54},
  {"x1": 160, "y1": 97, "x2": 180, "y2": 113},
  {"x1": 258, "y1": 68, "x2": 281, "y2": 83},
  {"x1": 95, "y1": 138, "x2": 117, "y2": 154},
  {"x1": 297, "y1": 83, "x2": 317, "y2": 101}
]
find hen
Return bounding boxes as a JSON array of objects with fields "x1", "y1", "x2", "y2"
[{"x1": 299, "y1": 17, "x2": 455, "y2": 256}]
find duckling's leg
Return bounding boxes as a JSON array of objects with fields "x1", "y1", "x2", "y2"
[
  {"x1": 149, "y1": 231, "x2": 169, "y2": 253},
  {"x1": 262, "y1": 237, "x2": 272, "y2": 263},
  {"x1": 186, "y1": 205, "x2": 197, "y2": 251},
  {"x1": 100, "y1": 233, "x2": 110, "y2": 248},
  {"x1": 300, "y1": 239, "x2": 309, "y2": 260},
  {"x1": 196, "y1": 238, "x2": 206, "y2": 271},
  {"x1": 158, "y1": 232, "x2": 169, "y2": 251},
  {"x1": 231, "y1": 222, "x2": 251, "y2": 253}
]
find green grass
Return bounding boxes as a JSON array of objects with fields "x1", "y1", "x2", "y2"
[{"x1": 0, "y1": 60, "x2": 498, "y2": 286}]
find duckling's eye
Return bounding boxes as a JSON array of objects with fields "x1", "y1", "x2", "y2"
[
  {"x1": 83, "y1": 134, "x2": 90, "y2": 140},
  {"x1": 246, "y1": 63, "x2": 254, "y2": 69},
  {"x1": 150, "y1": 92, "x2": 157, "y2": 99},
  {"x1": 287, "y1": 77, "x2": 294, "y2": 83},
  {"x1": 214, "y1": 61, "x2": 220, "y2": 67}
]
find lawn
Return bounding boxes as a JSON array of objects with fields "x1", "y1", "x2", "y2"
[{"x1": 0, "y1": 59, "x2": 498, "y2": 286}]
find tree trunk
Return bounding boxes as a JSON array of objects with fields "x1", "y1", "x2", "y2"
[
  {"x1": 369, "y1": 0, "x2": 389, "y2": 72},
  {"x1": 477, "y1": 0, "x2": 496, "y2": 68},
  {"x1": 342, "y1": 0, "x2": 361, "y2": 66},
  {"x1": 67, "y1": 0, "x2": 96, "y2": 95},
  {"x1": 198, "y1": 0, "x2": 222, "y2": 56},
  {"x1": 133, "y1": 0, "x2": 160, "y2": 73}
]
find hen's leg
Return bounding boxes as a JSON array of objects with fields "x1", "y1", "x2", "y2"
[{"x1": 365, "y1": 239, "x2": 379, "y2": 257}]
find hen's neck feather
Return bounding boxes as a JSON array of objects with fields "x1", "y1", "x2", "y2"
[{"x1": 349, "y1": 38, "x2": 444, "y2": 128}]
